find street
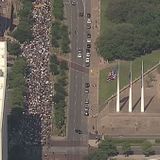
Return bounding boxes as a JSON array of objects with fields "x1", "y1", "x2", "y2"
[{"x1": 66, "y1": 0, "x2": 91, "y2": 157}]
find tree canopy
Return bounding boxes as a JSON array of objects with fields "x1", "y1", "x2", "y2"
[{"x1": 97, "y1": 0, "x2": 160, "y2": 61}]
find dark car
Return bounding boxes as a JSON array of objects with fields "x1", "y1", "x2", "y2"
[
  {"x1": 87, "y1": 13, "x2": 91, "y2": 18},
  {"x1": 85, "y1": 62, "x2": 90, "y2": 67},
  {"x1": 87, "y1": 23, "x2": 91, "y2": 29},
  {"x1": 71, "y1": 0, "x2": 76, "y2": 5},
  {"x1": 84, "y1": 107, "x2": 89, "y2": 116},
  {"x1": 87, "y1": 43, "x2": 91, "y2": 48},
  {"x1": 85, "y1": 87, "x2": 89, "y2": 93},
  {"x1": 79, "y1": 12, "x2": 84, "y2": 17},
  {"x1": 85, "y1": 83, "x2": 90, "y2": 88},
  {"x1": 85, "y1": 98, "x2": 89, "y2": 104},
  {"x1": 87, "y1": 33, "x2": 91, "y2": 38},
  {"x1": 75, "y1": 129, "x2": 82, "y2": 134},
  {"x1": 86, "y1": 48, "x2": 90, "y2": 53}
]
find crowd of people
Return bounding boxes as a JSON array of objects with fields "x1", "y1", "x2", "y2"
[{"x1": 21, "y1": 0, "x2": 53, "y2": 145}]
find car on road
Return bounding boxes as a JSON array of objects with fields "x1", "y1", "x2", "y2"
[
  {"x1": 86, "y1": 48, "x2": 90, "y2": 53},
  {"x1": 86, "y1": 52, "x2": 90, "y2": 58},
  {"x1": 85, "y1": 62, "x2": 90, "y2": 67},
  {"x1": 87, "y1": 13, "x2": 91, "y2": 18},
  {"x1": 85, "y1": 83, "x2": 90, "y2": 88},
  {"x1": 84, "y1": 106, "x2": 89, "y2": 116},
  {"x1": 87, "y1": 18, "x2": 91, "y2": 24},
  {"x1": 87, "y1": 43, "x2": 91, "y2": 48},
  {"x1": 87, "y1": 23, "x2": 91, "y2": 29},
  {"x1": 85, "y1": 87, "x2": 89, "y2": 93},
  {"x1": 79, "y1": 12, "x2": 84, "y2": 17},
  {"x1": 87, "y1": 39, "x2": 91, "y2": 43},
  {"x1": 75, "y1": 129, "x2": 82, "y2": 134},
  {"x1": 71, "y1": 0, "x2": 76, "y2": 5},
  {"x1": 85, "y1": 57, "x2": 90, "y2": 63},
  {"x1": 85, "y1": 98, "x2": 89, "y2": 104},
  {"x1": 87, "y1": 33, "x2": 91, "y2": 38},
  {"x1": 77, "y1": 49, "x2": 82, "y2": 58}
]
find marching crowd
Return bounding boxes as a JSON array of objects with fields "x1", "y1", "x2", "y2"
[{"x1": 21, "y1": 0, "x2": 53, "y2": 145}]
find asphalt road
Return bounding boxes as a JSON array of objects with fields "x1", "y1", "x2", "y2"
[{"x1": 66, "y1": 0, "x2": 91, "y2": 156}]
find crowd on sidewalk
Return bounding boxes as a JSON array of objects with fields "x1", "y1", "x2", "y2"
[{"x1": 21, "y1": 0, "x2": 53, "y2": 145}]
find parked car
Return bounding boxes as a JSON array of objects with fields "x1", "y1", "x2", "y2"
[
  {"x1": 87, "y1": 13, "x2": 91, "y2": 18},
  {"x1": 77, "y1": 49, "x2": 82, "y2": 58},
  {"x1": 85, "y1": 62, "x2": 90, "y2": 67},
  {"x1": 85, "y1": 98, "x2": 89, "y2": 104},
  {"x1": 79, "y1": 12, "x2": 84, "y2": 17},
  {"x1": 71, "y1": 0, "x2": 76, "y2": 5},
  {"x1": 86, "y1": 52, "x2": 91, "y2": 58},
  {"x1": 85, "y1": 88, "x2": 89, "y2": 93},
  {"x1": 85, "y1": 83, "x2": 90, "y2": 88},
  {"x1": 87, "y1": 18, "x2": 91, "y2": 24},
  {"x1": 84, "y1": 106, "x2": 89, "y2": 116},
  {"x1": 87, "y1": 33, "x2": 91, "y2": 38},
  {"x1": 86, "y1": 57, "x2": 90, "y2": 63},
  {"x1": 87, "y1": 38, "x2": 91, "y2": 43},
  {"x1": 87, "y1": 23, "x2": 91, "y2": 29},
  {"x1": 87, "y1": 43, "x2": 91, "y2": 48}
]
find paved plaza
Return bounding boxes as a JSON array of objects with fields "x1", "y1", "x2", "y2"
[{"x1": 97, "y1": 68, "x2": 160, "y2": 137}]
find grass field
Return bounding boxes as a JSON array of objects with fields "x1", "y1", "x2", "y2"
[
  {"x1": 100, "y1": 0, "x2": 115, "y2": 34},
  {"x1": 99, "y1": 50, "x2": 160, "y2": 105}
]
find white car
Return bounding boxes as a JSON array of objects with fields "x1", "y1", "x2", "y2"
[
  {"x1": 86, "y1": 52, "x2": 90, "y2": 58},
  {"x1": 77, "y1": 49, "x2": 82, "y2": 58},
  {"x1": 87, "y1": 39, "x2": 91, "y2": 43},
  {"x1": 86, "y1": 57, "x2": 90, "y2": 63},
  {"x1": 77, "y1": 53, "x2": 82, "y2": 58},
  {"x1": 87, "y1": 18, "x2": 91, "y2": 24}
]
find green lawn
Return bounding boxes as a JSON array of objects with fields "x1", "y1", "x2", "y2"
[
  {"x1": 99, "y1": 50, "x2": 160, "y2": 106},
  {"x1": 100, "y1": 0, "x2": 115, "y2": 34}
]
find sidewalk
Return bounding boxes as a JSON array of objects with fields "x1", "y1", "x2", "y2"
[{"x1": 88, "y1": 0, "x2": 101, "y2": 134}]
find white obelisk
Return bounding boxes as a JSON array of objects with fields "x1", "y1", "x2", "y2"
[
  {"x1": 141, "y1": 60, "x2": 144, "y2": 112},
  {"x1": 128, "y1": 62, "x2": 132, "y2": 112},
  {"x1": 116, "y1": 61, "x2": 120, "y2": 112}
]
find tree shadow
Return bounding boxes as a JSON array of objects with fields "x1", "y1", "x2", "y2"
[
  {"x1": 120, "y1": 96, "x2": 129, "y2": 111},
  {"x1": 144, "y1": 96, "x2": 154, "y2": 112},
  {"x1": 132, "y1": 97, "x2": 141, "y2": 111}
]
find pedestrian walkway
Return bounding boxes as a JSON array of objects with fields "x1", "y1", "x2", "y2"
[{"x1": 88, "y1": 0, "x2": 101, "y2": 135}]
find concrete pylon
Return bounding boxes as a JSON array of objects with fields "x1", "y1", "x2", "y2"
[
  {"x1": 141, "y1": 60, "x2": 144, "y2": 112},
  {"x1": 128, "y1": 62, "x2": 132, "y2": 112},
  {"x1": 116, "y1": 61, "x2": 120, "y2": 112}
]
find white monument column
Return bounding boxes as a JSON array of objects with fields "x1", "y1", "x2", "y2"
[
  {"x1": 141, "y1": 60, "x2": 144, "y2": 112},
  {"x1": 128, "y1": 62, "x2": 132, "y2": 112},
  {"x1": 116, "y1": 61, "x2": 120, "y2": 112}
]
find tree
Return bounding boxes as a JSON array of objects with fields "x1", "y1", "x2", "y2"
[
  {"x1": 142, "y1": 141, "x2": 154, "y2": 157},
  {"x1": 97, "y1": 0, "x2": 160, "y2": 61},
  {"x1": 50, "y1": 63, "x2": 59, "y2": 75},
  {"x1": 50, "y1": 54, "x2": 59, "y2": 65},
  {"x1": 87, "y1": 139, "x2": 117, "y2": 160},
  {"x1": 99, "y1": 139, "x2": 118, "y2": 156},
  {"x1": 54, "y1": 83, "x2": 67, "y2": 96},
  {"x1": 54, "y1": 107, "x2": 65, "y2": 129},
  {"x1": 59, "y1": 60, "x2": 68, "y2": 70},
  {"x1": 122, "y1": 142, "x2": 132, "y2": 156},
  {"x1": 7, "y1": 41, "x2": 21, "y2": 56},
  {"x1": 53, "y1": 92, "x2": 65, "y2": 103}
]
